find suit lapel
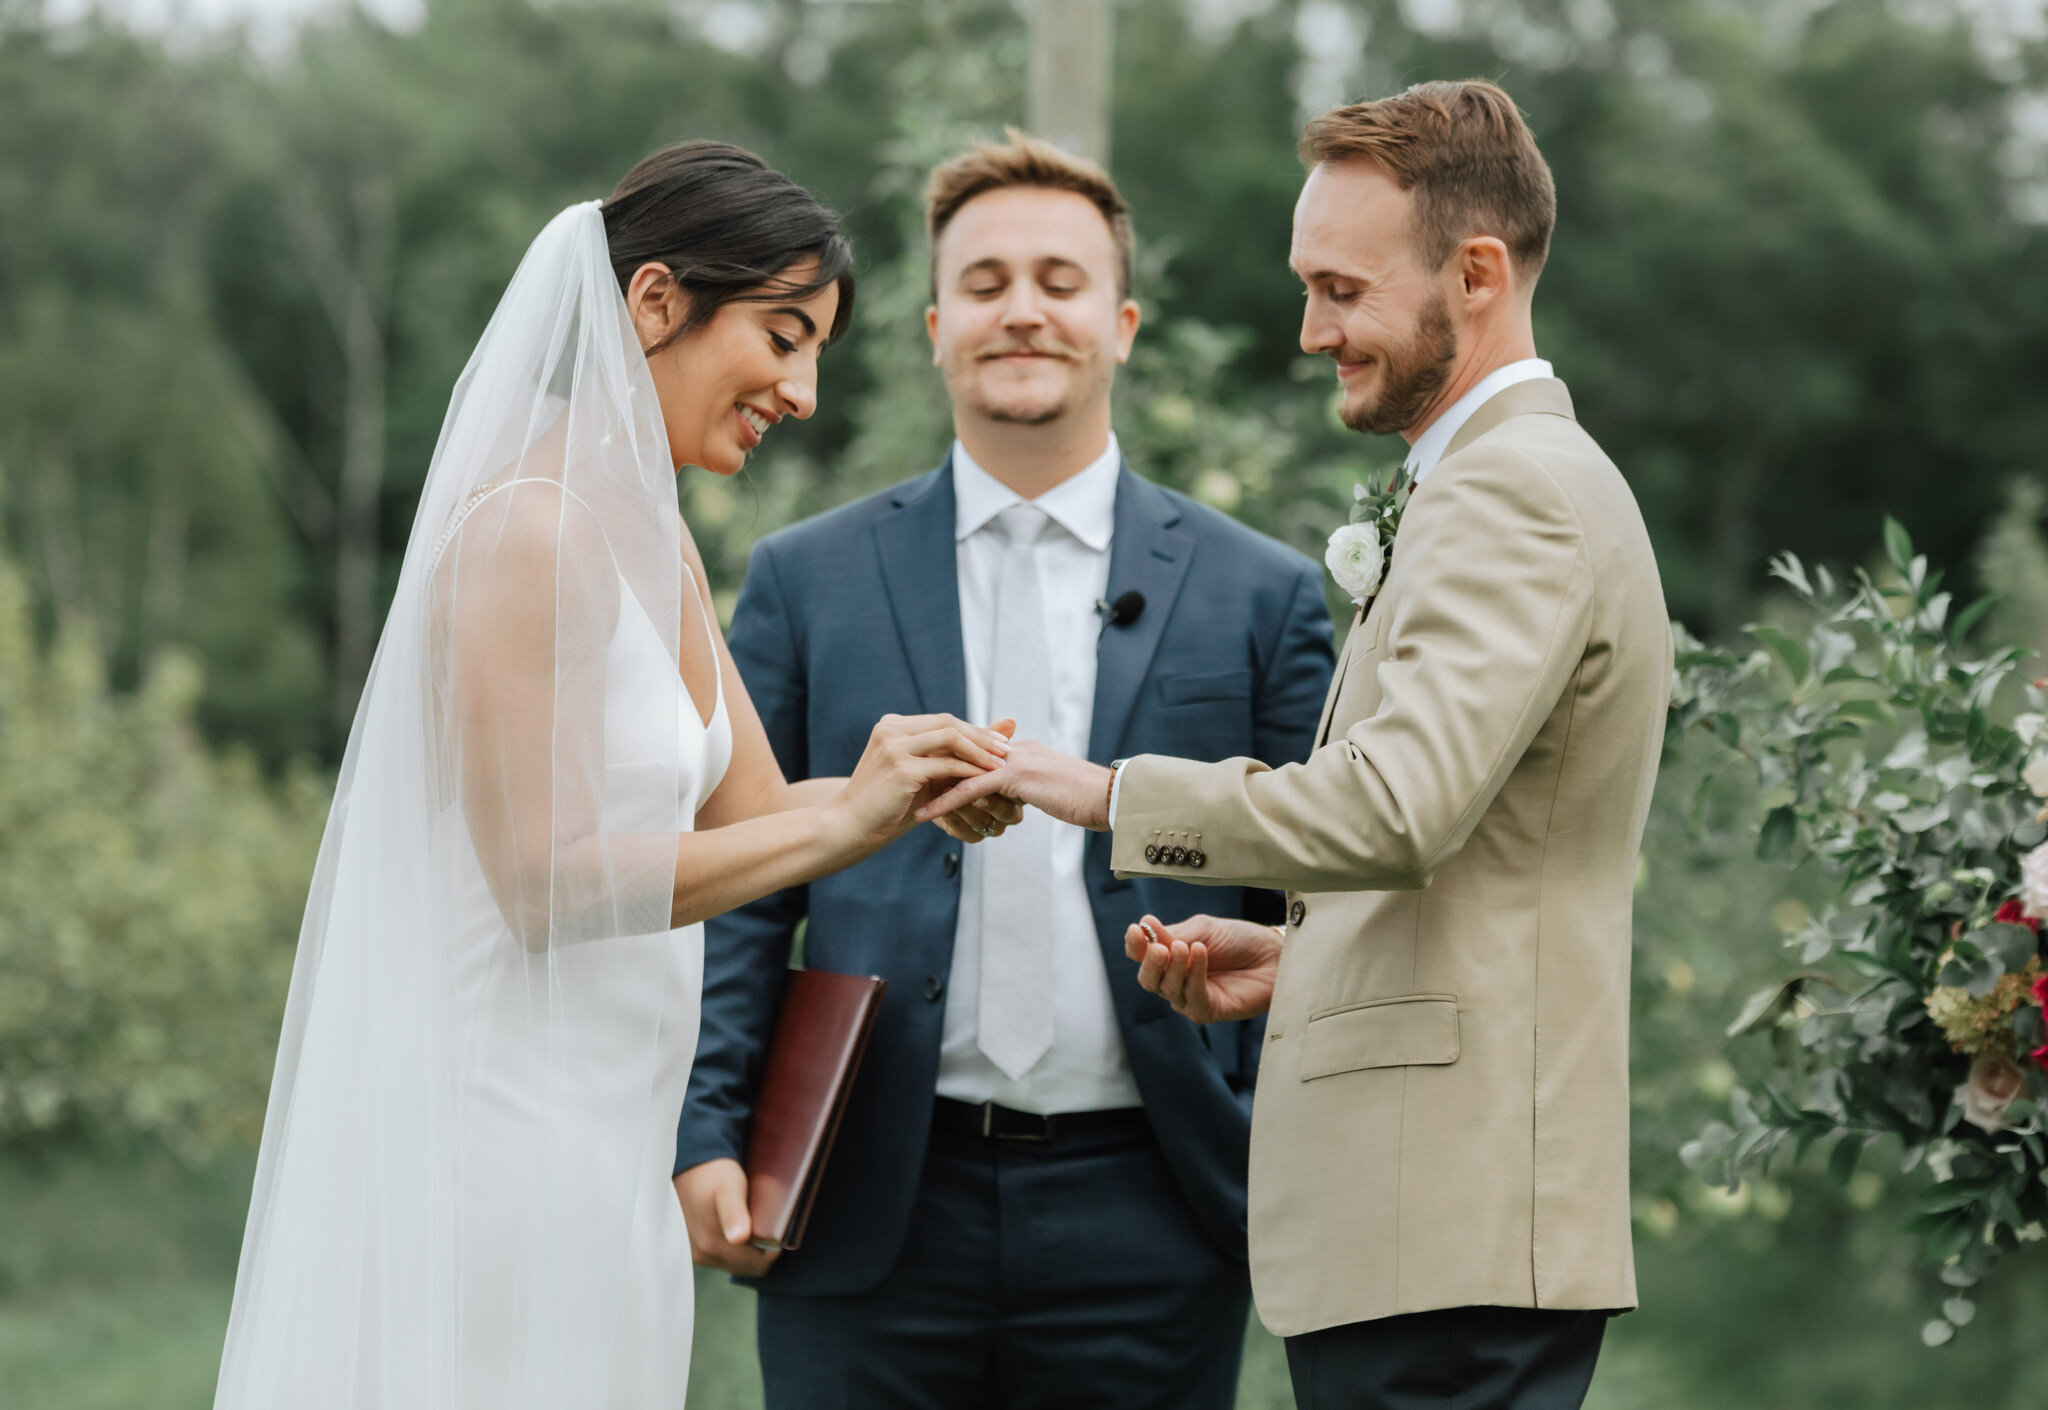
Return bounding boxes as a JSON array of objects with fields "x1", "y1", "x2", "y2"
[
  {"x1": 1303, "y1": 380, "x2": 1576, "y2": 749},
  {"x1": 1314, "y1": 600, "x2": 1367, "y2": 748},
  {"x1": 872, "y1": 462, "x2": 968, "y2": 719},
  {"x1": 1087, "y1": 467, "x2": 1195, "y2": 764}
]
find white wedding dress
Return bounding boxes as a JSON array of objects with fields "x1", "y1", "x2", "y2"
[
  {"x1": 216, "y1": 203, "x2": 724, "y2": 1409},
  {"x1": 435, "y1": 500, "x2": 732, "y2": 1408}
]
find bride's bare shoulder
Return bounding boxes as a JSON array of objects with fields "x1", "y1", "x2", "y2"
[{"x1": 442, "y1": 479, "x2": 618, "y2": 620}]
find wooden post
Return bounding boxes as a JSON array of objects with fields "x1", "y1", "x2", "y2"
[{"x1": 1029, "y1": 0, "x2": 1112, "y2": 167}]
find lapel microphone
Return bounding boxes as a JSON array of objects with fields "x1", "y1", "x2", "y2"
[{"x1": 1096, "y1": 591, "x2": 1146, "y2": 628}]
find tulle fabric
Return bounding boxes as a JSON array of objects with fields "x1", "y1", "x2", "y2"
[{"x1": 215, "y1": 202, "x2": 691, "y2": 1409}]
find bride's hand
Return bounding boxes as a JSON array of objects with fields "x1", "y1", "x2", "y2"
[{"x1": 831, "y1": 714, "x2": 1013, "y2": 854}]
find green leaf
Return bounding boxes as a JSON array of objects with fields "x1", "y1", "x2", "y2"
[
  {"x1": 1829, "y1": 1133, "x2": 1866, "y2": 1186},
  {"x1": 1752, "y1": 624, "x2": 1812, "y2": 685},
  {"x1": 1884, "y1": 516, "x2": 1914, "y2": 570},
  {"x1": 1759, "y1": 805, "x2": 1798, "y2": 863},
  {"x1": 1834, "y1": 699, "x2": 1892, "y2": 725},
  {"x1": 1952, "y1": 595, "x2": 1996, "y2": 643},
  {"x1": 1917, "y1": 1177, "x2": 2002, "y2": 1214},
  {"x1": 1728, "y1": 981, "x2": 1793, "y2": 1038}
]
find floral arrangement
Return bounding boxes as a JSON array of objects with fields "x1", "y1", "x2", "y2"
[
  {"x1": 1324, "y1": 462, "x2": 1411, "y2": 604},
  {"x1": 1670, "y1": 520, "x2": 2048, "y2": 1345}
]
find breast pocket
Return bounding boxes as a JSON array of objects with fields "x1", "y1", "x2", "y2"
[
  {"x1": 1152, "y1": 670, "x2": 1254, "y2": 762},
  {"x1": 1299, "y1": 994, "x2": 1460, "y2": 1081},
  {"x1": 1160, "y1": 669, "x2": 1253, "y2": 707}
]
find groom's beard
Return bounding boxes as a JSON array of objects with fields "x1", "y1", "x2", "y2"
[{"x1": 1340, "y1": 291, "x2": 1458, "y2": 437}]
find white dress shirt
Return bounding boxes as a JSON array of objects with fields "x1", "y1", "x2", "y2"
[
  {"x1": 1402, "y1": 357, "x2": 1554, "y2": 484},
  {"x1": 937, "y1": 434, "x2": 1143, "y2": 1114}
]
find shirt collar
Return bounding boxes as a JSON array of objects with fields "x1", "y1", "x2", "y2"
[
  {"x1": 1402, "y1": 358, "x2": 1555, "y2": 484},
  {"x1": 952, "y1": 433, "x2": 1121, "y2": 551}
]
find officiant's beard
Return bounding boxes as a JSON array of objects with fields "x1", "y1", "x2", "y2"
[
  {"x1": 959, "y1": 342, "x2": 1100, "y2": 427},
  {"x1": 1342, "y1": 291, "x2": 1457, "y2": 436}
]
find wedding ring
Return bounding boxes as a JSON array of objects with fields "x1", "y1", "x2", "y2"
[{"x1": 976, "y1": 825, "x2": 996, "y2": 837}]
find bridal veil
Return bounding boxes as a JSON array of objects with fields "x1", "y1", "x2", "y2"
[{"x1": 214, "y1": 202, "x2": 688, "y2": 1409}]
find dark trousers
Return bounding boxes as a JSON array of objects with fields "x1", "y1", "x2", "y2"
[
  {"x1": 1285, "y1": 1305, "x2": 1610, "y2": 1410},
  {"x1": 756, "y1": 1111, "x2": 1250, "y2": 1410}
]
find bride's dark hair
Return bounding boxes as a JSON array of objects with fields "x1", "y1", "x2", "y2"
[{"x1": 602, "y1": 141, "x2": 856, "y2": 355}]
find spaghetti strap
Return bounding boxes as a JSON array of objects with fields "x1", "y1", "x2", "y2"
[
  {"x1": 679, "y1": 563, "x2": 727, "y2": 722},
  {"x1": 426, "y1": 478, "x2": 618, "y2": 580}
]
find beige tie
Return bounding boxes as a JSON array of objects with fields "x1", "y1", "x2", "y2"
[{"x1": 978, "y1": 504, "x2": 1056, "y2": 1081}]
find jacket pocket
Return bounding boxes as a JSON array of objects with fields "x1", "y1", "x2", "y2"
[
  {"x1": 1160, "y1": 669, "x2": 1253, "y2": 706},
  {"x1": 1299, "y1": 994, "x2": 1459, "y2": 1080}
]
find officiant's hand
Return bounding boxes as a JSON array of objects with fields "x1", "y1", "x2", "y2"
[
  {"x1": 1124, "y1": 913, "x2": 1282, "y2": 1023},
  {"x1": 911, "y1": 738, "x2": 1114, "y2": 831},
  {"x1": 674, "y1": 1158, "x2": 779, "y2": 1277}
]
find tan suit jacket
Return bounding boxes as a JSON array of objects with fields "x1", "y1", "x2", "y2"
[{"x1": 1111, "y1": 379, "x2": 1669, "y2": 1336}]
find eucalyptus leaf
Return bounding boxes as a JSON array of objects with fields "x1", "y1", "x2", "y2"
[
  {"x1": 1758, "y1": 806, "x2": 1798, "y2": 862},
  {"x1": 1883, "y1": 516, "x2": 1914, "y2": 569}
]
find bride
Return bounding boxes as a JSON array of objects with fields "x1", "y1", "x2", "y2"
[{"x1": 213, "y1": 142, "x2": 1018, "y2": 1409}]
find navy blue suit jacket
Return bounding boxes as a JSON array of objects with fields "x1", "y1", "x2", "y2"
[{"x1": 675, "y1": 459, "x2": 1335, "y2": 1298}]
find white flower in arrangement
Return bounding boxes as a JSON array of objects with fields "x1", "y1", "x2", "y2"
[
  {"x1": 1955, "y1": 1055, "x2": 2026, "y2": 1133},
  {"x1": 2025, "y1": 751, "x2": 2048, "y2": 799},
  {"x1": 1324, "y1": 522, "x2": 1387, "y2": 605},
  {"x1": 2022, "y1": 842, "x2": 2048, "y2": 920},
  {"x1": 2017, "y1": 713, "x2": 2048, "y2": 747},
  {"x1": 1925, "y1": 1138, "x2": 1966, "y2": 1183}
]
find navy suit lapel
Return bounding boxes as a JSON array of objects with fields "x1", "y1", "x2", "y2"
[
  {"x1": 1086, "y1": 466, "x2": 1195, "y2": 764},
  {"x1": 872, "y1": 462, "x2": 967, "y2": 720}
]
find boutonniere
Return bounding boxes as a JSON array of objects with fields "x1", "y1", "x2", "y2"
[{"x1": 1324, "y1": 463, "x2": 1412, "y2": 605}]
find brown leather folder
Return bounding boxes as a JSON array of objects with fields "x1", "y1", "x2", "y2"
[{"x1": 743, "y1": 968, "x2": 887, "y2": 1252}]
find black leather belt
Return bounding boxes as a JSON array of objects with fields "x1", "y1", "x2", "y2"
[{"x1": 932, "y1": 1096, "x2": 1146, "y2": 1144}]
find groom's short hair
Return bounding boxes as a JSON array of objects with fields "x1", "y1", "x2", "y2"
[
  {"x1": 925, "y1": 130, "x2": 1135, "y2": 298},
  {"x1": 1300, "y1": 80, "x2": 1555, "y2": 282}
]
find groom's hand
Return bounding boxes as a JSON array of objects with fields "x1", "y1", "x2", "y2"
[
  {"x1": 673, "y1": 1158, "x2": 779, "y2": 1277},
  {"x1": 913, "y1": 739, "x2": 1114, "y2": 831},
  {"x1": 1123, "y1": 913, "x2": 1282, "y2": 1023}
]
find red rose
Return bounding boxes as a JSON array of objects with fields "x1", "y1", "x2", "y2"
[{"x1": 1995, "y1": 899, "x2": 2042, "y2": 934}]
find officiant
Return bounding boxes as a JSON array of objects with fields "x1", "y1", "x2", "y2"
[{"x1": 671, "y1": 132, "x2": 1335, "y2": 1408}]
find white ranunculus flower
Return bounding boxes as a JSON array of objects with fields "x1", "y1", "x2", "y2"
[
  {"x1": 1325, "y1": 521, "x2": 1386, "y2": 604},
  {"x1": 2023, "y1": 842, "x2": 2048, "y2": 920},
  {"x1": 2024, "y1": 751, "x2": 2048, "y2": 799}
]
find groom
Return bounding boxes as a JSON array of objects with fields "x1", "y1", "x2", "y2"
[
  {"x1": 673, "y1": 132, "x2": 1335, "y2": 1407},
  {"x1": 922, "y1": 81, "x2": 1671, "y2": 1409}
]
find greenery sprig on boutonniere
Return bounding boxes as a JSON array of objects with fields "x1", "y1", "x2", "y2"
[{"x1": 1325, "y1": 462, "x2": 1413, "y2": 606}]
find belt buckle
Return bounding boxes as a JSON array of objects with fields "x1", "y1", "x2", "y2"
[{"x1": 980, "y1": 1101, "x2": 1058, "y2": 1143}]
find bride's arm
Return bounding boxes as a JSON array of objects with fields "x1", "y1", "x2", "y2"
[
  {"x1": 449, "y1": 493, "x2": 1009, "y2": 946},
  {"x1": 684, "y1": 522, "x2": 1018, "y2": 842}
]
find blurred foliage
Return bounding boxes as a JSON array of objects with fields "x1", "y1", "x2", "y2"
[
  {"x1": 1667, "y1": 522, "x2": 2048, "y2": 1340},
  {"x1": 8, "y1": 0, "x2": 2048, "y2": 757},
  {"x1": 0, "y1": 494, "x2": 327, "y2": 1158}
]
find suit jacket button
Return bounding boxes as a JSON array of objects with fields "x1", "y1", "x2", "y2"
[
  {"x1": 1288, "y1": 900, "x2": 1306, "y2": 927},
  {"x1": 1187, "y1": 849, "x2": 1206, "y2": 869},
  {"x1": 942, "y1": 852, "x2": 959, "y2": 878},
  {"x1": 924, "y1": 975, "x2": 944, "y2": 1002},
  {"x1": 1145, "y1": 844, "x2": 1161, "y2": 864},
  {"x1": 1169, "y1": 846, "x2": 1188, "y2": 865}
]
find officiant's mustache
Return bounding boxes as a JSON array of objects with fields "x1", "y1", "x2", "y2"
[{"x1": 976, "y1": 336, "x2": 1078, "y2": 361}]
